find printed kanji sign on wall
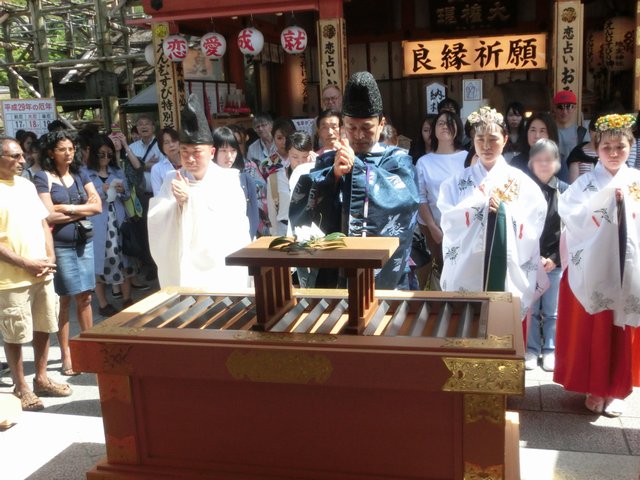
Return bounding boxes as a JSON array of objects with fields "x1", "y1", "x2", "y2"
[{"x1": 403, "y1": 33, "x2": 547, "y2": 77}]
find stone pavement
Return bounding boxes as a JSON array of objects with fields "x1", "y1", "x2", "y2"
[
  {"x1": 1, "y1": 288, "x2": 639, "y2": 480},
  {"x1": 514, "y1": 367, "x2": 640, "y2": 480}
]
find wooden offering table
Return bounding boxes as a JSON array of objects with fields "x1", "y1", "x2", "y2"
[{"x1": 71, "y1": 237, "x2": 524, "y2": 480}]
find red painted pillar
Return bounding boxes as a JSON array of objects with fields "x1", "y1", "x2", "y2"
[{"x1": 318, "y1": 0, "x2": 343, "y2": 19}]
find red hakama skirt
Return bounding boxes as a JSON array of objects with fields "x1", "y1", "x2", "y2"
[{"x1": 553, "y1": 271, "x2": 639, "y2": 399}]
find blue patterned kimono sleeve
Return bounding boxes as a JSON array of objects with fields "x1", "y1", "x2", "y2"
[
  {"x1": 288, "y1": 151, "x2": 343, "y2": 236},
  {"x1": 362, "y1": 149, "x2": 419, "y2": 288}
]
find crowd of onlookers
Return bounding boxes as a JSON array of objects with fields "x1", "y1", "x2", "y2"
[{"x1": 2, "y1": 78, "x2": 639, "y2": 415}]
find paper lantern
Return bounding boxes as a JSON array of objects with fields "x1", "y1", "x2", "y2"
[
  {"x1": 280, "y1": 25, "x2": 308, "y2": 54},
  {"x1": 200, "y1": 32, "x2": 226, "y2": 60},
  {"x1": 603, "y1": 17, "x2": 635, "y2": 71},
  {"x1": 144, "y1": 43, "x2": 156, "y2": 66},
  {"x1": 237, "y1": 27, "x2": 264, "y2": 56},
  {"x1": 586, "y1": 31, "x2": 604, "y2": 72},
  {"x1": 162, "y1": 34, "x2": 188, "y2": 62}
]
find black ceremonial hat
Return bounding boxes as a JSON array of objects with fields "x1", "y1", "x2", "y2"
[
  {"x1": 179, "y1": 94, "x2": 213, "y2": 144},
  {"x1": 342, "y1": 71, "x2": 383, "y2": 119}
]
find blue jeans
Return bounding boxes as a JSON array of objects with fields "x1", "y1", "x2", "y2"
[{"x1": 527, "y1": 266, "x2": 562, "y2": 355}]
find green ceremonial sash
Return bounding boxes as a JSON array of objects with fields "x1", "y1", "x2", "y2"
[{"x1": 485, "y1": 202, "x2": 507, "y2": 292}]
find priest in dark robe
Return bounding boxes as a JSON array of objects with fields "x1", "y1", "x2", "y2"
[{"x1": 289, "y1": 72, "x2": 419, "y2": 289}]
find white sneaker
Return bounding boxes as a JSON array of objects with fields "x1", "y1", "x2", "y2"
[
  {"x1": 524, "y1": 352, "x2": 538, "y2": 370},
  {"x1": 542, "y1": 352, "x2": 555, "y2": 372}
]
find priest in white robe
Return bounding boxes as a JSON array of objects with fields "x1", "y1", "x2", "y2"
[
  {"x1": 148, "y1": 95, "x2": 250, "y2": 291},
  {"x1": 437, "y1": 106, "x2": 547, "y2": 316}
]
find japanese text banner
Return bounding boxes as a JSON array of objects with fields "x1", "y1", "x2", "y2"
[
  {"x1": 403, "y1": 33, "x2": 547, "y2": 76},
  {"x1": 554, "y1": 1, "x2": 582, "y2": 100}
]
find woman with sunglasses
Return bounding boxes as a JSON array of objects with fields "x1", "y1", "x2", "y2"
[
  {"x1": 85, "y1": 135, "x2": 135, "y2": 317},
  {"x1": 34, "y1": 131, "x2": 102, "y2": 376}
]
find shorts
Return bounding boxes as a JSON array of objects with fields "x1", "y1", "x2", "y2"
[
  {"x1": 0, "y1": 279, "x2": 59, "y2": 344},
  {"x1": 53, "y1": 242, "x2": 96, "y2": 296}
]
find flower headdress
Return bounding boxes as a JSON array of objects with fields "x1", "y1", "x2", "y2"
[
  {"x1": 467, "y1": 106, "x2": 504, "y2": 127},
  {"x1": 595, "y1": 114, "x2": 636, "y2": 133}
]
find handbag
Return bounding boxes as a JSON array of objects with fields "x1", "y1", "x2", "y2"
[
  {"x1": 75, "y1": 219, "x2": 94, "y2": 243},
  {"x1": 120, "y1": 217, "x2": 144, "y2": 257}
]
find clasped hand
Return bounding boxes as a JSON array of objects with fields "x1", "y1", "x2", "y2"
[
  {"x1": 172, "y1": 171, "x2": 190, "y2": 207},
  {"x1": 333, "y1": 138, "x2": 355, "y2": 179},
  {"x1": 488, "y1": 194, "x2": 501, "y2": 213},
  {"x1": 23, "y1": 257, "x2": 56, "y2": 277}
]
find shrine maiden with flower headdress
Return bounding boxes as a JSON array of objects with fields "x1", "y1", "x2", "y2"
[
  {"x1": 437, "y1": 106, "x2": 547, "y2": 315},
  {"x1": 554, "y1": 113, "x2": 640, "y2": 416}
]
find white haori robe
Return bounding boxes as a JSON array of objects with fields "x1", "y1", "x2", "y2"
[
  {"x1": 148, "y1": 161, "x2": 251, "y2": 291},
  {"x1": 559, "y1": 163, "x2": 640, "y2": 327},
  {"x1": 437, "y1": 156, "x2": 547, "y2": 315}
]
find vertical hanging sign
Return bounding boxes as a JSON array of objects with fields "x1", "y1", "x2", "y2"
[
  {"x1": 425, "y1": 83, "x2": 446, "y2": 114},
  {"x1": 153, "y1": 22, "x2": 186, "y2": 129},
  {"x1": 554, "y1": 1, "x2": 583, "y2": 112},
  {"x1": 317, "y1": 18, "x2": 348, "y2": 92}
]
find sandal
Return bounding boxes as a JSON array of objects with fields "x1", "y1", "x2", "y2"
[
  {"x1": 33, "y1": 377, "x2": 73, "y2": 397},
  {"x1": 13, "y1": 389, "x2": 44, "y2": 411},
  {"x1": 585, "y1": 394, "x2": 605, "y2": 414},
  {"x1": 60, "y1": 365, "x2": 81, "y2": 376}
]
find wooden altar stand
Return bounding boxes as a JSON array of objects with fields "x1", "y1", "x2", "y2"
[{"x1": 71, "y1": 237, "x2": 523, "y2": 480}]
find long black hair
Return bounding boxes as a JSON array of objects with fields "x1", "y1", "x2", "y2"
[
  {"x1": 431, "y1": 111, "x2": 464, "y2": 152},
  {"x1": 41, "y1": 130, "x2": 82, "y2": 175},
  {"x1": 409, "y1": 114, "x2": 436, "y2": 161},
  {"x1": 87, "y1": 134, "x2": 119, "y2": 172},
  {"x1": 523, "y1": 113, "x2": 559, "y2": 155},
  {"x1": 504, "y1": 102, "x2": 527, "y2": 152},
  {"x1": 213, "y1": 126, "x2": 245, "y2": 171}
]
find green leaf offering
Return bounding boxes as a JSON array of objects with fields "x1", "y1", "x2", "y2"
[{"x1": 269, "y1": 232, "x2": 347, "y2": 253}]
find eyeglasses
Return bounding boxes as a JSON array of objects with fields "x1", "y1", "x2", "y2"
[
  {"x1": 98, "y1": 152, "x2": 114, "y2": 159},
  {"x1": 0, "y1": 152, "x2": 25, "y2": 160},
  {"x1": 323, "y1": 96, "x2": 341, "y2": 103},
  {"x1": 556, "y1": 104, "x2": 575, "y2": 111}
]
